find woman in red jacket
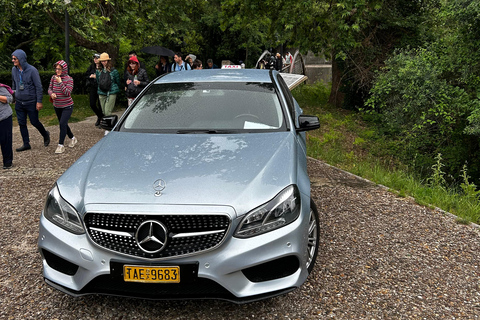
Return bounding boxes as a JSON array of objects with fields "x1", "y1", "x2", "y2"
[{"x1": 48, "y1": 60, "x2": 77, "y2": 154}]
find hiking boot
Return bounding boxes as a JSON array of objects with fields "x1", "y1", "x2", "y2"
[
  {"x1": 16, "y1": 144, "x2": 31, "y2": 152},
  {"x1": 3, "y1": 163, "x2": 12, "y2": 169},
  {"x1": 55, "y1": 145, "x2": 65, "y2": 154},
  {"x1": 68, "y1": 137, "x2": 78, "y2": 148},
  {"x1": 95, "y1": 117, "x2": 101, "y2": 127},
  {"x1": 44, "y1": 131, "x2": 51, "y2": 147}
]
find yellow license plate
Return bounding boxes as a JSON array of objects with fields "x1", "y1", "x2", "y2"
[{"x1": 123, "y1": 266, "x2": 180, "y2": 283}]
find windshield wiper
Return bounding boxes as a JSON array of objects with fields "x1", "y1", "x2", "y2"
[{"x1": 176, "y1": 129, "x2": 236, "y2": 134}]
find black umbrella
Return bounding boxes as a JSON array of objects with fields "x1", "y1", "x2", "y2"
[{"x1": 141, "y1": 46, "x2": 175, "y2": 56}]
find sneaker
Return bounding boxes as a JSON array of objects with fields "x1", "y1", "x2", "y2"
[
  {"x1": 16, "y1": 144, "x2": 31, "y2": 152},
  {"x1": 3, "y1": 163, "x2": 12, "y2": 169},
  {"x1": 55, "y1": 145, "x2": 65, "y2": 154},
  {"x1": 44, "y1": 131, "x2": 51, "y2": 147},
  {"x1": 68, "y1": 137, "x2": 78, "y2": 148}
]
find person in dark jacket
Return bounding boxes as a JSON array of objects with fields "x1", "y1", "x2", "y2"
[
  {"x1": 11, "y1": 49, "x2": 50, "y2": 152},
  {"x1": 155, "y1": 56, "x2": 171, "y2": 77},
  {"x1": 85, "y1": 53, "x2": 103, "y2": 127},
  {"x1": 275, "y1": 53, "x2": 283, "y2": 71},
  {"x1": 0, "y1": 83, "x2": 13, "y2": 168},
  {"x1": 206, "y1": 59, "x2": 219, "y2": 69},
  {"x1": 125, "y1": 56, "x2": 149, "y2": 106}
]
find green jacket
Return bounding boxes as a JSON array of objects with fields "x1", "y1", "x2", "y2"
[{"x1": 96, "y1": 68, "x2": 121, "y2": 95}]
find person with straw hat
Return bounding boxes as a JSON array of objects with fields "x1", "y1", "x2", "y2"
[{"x1": 95, "y1": 52, "x2": 121, "y2": 117}]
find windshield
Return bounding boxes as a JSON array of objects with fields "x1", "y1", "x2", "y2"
[{"x1": 119, "y1": 82, "x2": 286, "y2": 133}]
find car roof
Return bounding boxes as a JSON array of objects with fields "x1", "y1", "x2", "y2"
[{"x1": 154, "y1": 69, "x2": 275, "y2": 84}]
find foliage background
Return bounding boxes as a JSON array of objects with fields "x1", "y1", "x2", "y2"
[{"x1": 2, "y1": 0, "x2": 480, "y2": 187}]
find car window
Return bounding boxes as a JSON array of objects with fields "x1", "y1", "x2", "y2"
[{"x1": 120, "y1": 82, "x2": 286, "y2": 133}]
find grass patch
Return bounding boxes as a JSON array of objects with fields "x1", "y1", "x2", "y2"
[{"x1": 293, "y1": 82, "x2": 480, "y2": 225}]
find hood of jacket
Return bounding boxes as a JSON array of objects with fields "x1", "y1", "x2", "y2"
[
  {"x1": 55, "y1": 60, "x2": 69, "y2": 77},
  {"x1": 12, "y1": 49, "x2": 30, "y2": 71}
]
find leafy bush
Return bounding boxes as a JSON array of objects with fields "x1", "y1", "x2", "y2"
[{"x1": 365, "y1": 47, "x2": 480, "y2": 182}]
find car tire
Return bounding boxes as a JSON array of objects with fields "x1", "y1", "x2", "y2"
[{"x1": 306, "y1": 199, "x2": 320, "y2": 274}]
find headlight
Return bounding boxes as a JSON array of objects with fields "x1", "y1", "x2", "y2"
[
  {"x1": 235, "y1": 185, "x2": 301, "y2": 238},
  {"x1": 43, "y1": 185, "x2": 85, "y2": 234}
]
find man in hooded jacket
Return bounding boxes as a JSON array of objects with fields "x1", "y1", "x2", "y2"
[{"x1": 11, "y1": 49, "x2": 50, "y2": 152}]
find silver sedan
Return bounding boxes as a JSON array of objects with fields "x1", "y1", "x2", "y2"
[{"x1": 38, "y1": 69, "x2": 320, "y2": 303}]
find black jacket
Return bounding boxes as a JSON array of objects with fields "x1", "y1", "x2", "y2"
[
  {"x1": 125, "y1": 68, "x2": 149, "y2": 98},
  {"x1": 85, "y1": 63, "x2": 98, "y2": 90}
]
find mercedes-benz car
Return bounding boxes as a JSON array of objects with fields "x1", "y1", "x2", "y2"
[{"x1": 38, "y1": 69, "x2": 320, "y2": 303}]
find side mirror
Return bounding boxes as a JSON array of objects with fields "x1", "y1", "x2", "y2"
[
  {"x1": 99, "y1": 115, "x2": 118, "y2": 131},
  {"x1": 297, "y1": 115, "x2": 320, "y2": 132}
]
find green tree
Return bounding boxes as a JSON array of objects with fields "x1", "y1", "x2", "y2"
[
  {"x1": 10, "y1": 0, "x2": 206, "y2": 68},
  {"x1": 366, "y1": 0, "x2": 480, "y2": 181},
  {"x1": 285, "y1": 0, "x2": 436, "y2": 107}
]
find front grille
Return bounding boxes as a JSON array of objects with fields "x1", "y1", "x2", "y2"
[{"x1": 84, "y1": 213, "x2": 230, "y2": 259}]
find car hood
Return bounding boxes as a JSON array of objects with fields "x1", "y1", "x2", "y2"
[{"x1": 57, "y1": 132, "x2": 296, "y2": 216}]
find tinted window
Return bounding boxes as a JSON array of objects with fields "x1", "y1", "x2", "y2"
[{"x1": 120, "y1": 82, "x2": 286, "y2": 133}]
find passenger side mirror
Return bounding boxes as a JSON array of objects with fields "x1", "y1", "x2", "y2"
[
  {"x1": 100, "y1": 115, "x2": 118, "y2": 131},
  {"x1": 296, "y1": 115, "x2": 320, "y2": 132}
]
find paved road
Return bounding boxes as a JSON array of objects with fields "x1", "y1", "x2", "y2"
[{"x1": 1, "y1": 116, "x2": 479, "y2": 319}]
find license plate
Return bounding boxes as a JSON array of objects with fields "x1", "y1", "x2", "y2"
[{"x1": 123, "y1": 265, "x2": 180, "y2": 283}]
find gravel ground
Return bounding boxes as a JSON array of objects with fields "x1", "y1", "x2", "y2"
[{"x1": 1, "y1": 115, "x2": 480, "y2": 319}]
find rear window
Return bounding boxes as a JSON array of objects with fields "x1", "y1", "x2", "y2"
[{"x1": 119, "y1": 82, "x2": 286, "y2": 133}]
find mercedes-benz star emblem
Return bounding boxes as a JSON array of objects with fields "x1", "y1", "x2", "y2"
[
  {"x1": 135, "y1": 220, "x2": 168, "y2": 253},
  {"x1": 153, "y1": 179, "x2": 166, "y2": 197}
]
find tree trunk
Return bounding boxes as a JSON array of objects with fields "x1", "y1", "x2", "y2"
[{"x1": 328, "y1": 56, "x2": 344, "y2": 108}]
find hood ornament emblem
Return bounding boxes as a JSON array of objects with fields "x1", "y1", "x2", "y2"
[{"x1": 153, "y1": 179, "x2": 166, "y2": 197}]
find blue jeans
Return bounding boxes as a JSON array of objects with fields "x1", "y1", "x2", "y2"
[
  {"x1": 15, "y1": 100, "x2": 48, "y2": 145},
  {"x1": 54, "y1": 106, "x2": 74, "y2": 145},
  {"x1": 0, "y1": 115, "x2": 13, "y2": 166}
]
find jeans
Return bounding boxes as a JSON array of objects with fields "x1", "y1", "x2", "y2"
[
  {"x1": 15, "y1": 101, "x2": 48, "y2": 145},
  {"x1": 0, "y1": 115, "x2": 13, "y2": 166},
  {"x1": 54, "y1": 106, "x2": 74, "y2": 145}
]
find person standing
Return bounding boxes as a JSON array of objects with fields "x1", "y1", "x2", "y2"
[
  {"x1": 85, "y1": 53, "x2": 103, "y2": 127},
  {"x1": 11, "y1": 49, "x2": 50, "y2": 152},
  {"x1": 171, "y1": 53, "x2": 191, "y2": 71},
  {"x1": 125, "y1": 56, "x2": 149, "y2": 106},
  {"x1": 0, "y1": 83, "x2": 13, "y2": 169},
  {"x1": 155, "y1": 56, "x2": 171, "y2": 77},
  {"x1": 48, "y1": 60, "x2": 77, "y2": 154},
  {"x1": 275, "y1": 53, "x2": 283, "y2": 71},
  {"x1": 206, "y1": 59, "x2": 219, "y2": 69},
  {"x1": 96, "y1": 52, "x2": 121, "y2": 117},
  {"x1": 192, "y1": 59, "x2": 203, "y2": 70}
]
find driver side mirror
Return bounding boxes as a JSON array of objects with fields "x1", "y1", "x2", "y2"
[
  {"x1": 100, "y1": 115, "x2": 118, "y2": 131},
  {"x1": 296, "y1": 115, "x2": 320, "y2": 132}
]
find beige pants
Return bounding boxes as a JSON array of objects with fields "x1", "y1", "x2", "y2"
[{"x1": 99, "y1": 94, "x2": 117, "y2": 116}]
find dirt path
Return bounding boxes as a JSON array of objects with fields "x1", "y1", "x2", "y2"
[{"x1": 1, "y1": 116, "x2": 479, "y2": 319}]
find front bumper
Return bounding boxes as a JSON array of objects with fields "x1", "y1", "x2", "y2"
[{"x1": 38, "y1": 204, "x2": 311, "y2": 303}]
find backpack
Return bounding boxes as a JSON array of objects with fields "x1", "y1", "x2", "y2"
[{"x1": 98, "y1": 71, "x2": 112, "y2": 92}]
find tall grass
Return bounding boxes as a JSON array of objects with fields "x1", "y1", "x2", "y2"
[{"x1": 293, "y1": 82, "x2": 480, "y2": 225}]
